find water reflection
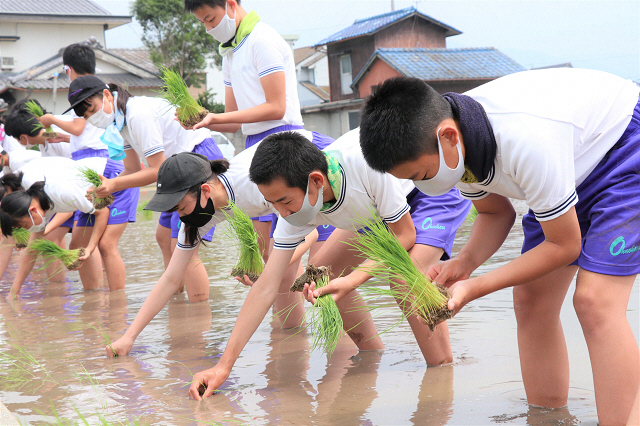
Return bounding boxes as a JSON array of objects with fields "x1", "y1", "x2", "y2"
[{"x1": 0, "y1": 197, "x2": 636, "y2": 425}]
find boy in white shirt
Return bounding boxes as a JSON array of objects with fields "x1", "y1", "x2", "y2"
[
  {"x1": 188, "y1": 130, "x2": 471, "y2": 399},
  {"x1": 357, "y1": 70, "x2": 640, "y2": 424}
]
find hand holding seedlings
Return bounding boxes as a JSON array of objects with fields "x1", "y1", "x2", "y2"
[
  {"x1": 12, "y1": 228, "x2": 30, "y2": 249},
  {"x1": 106, "y1": 336, "x2": 133, "y2": 357},
  {"x1": 37, "y1": 113, "x2": 56, "y2": 129},
  {"x1": 192, "y1": 112, "x2": 221, "y2": 131},
  {"x1": 426, "y1": 256, "x2": 473, "y2": 288},
  {"x1": 24, "y1": 100, "x2": 58, "y2": 139},
  {"x1": 234, "y1": 275, "x2": 255, "y2": 287},
  {"x1": 160, "y1": 67, "x2": 209, "y2": 129},
  {"x1": 223, "y1": 202, "x2": 264, "y2": 282},
  {"x1": 28, "y1": 239, "x2": 86, "y2": 271},
  {"x1": 302, "y1": 276, "x2": 356, "y2": 305},
  {"x1": 188, "y1": 366, "x2": 230, "y2": 400},
  {"x1": 79, "y1": 167, "x2": 114, "y2": 209}
]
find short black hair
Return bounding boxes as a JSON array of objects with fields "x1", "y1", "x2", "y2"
[
  {"x1": 63, "y1": 44, "x2": 96, "y2": 76},
  {"x1": 359, "y1": 76, "x2": 453, "y2": 172},
  {"x1": 184, "y1": 0, "x2": 239, "y2": 12},
  {"x1": 3, "y1": 99, "x2": 45, "y2": 139},
  {"x1": 0, "y1": 178, "x2": 50, "y2": 237},
  {"x1": 249, "y1": 132, "x2": 328, "y2": 192}
]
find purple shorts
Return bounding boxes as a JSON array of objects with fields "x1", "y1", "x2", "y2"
[
  {"x1": 247, "y1": 125, "x2": 335, "y2": 221},
  {"x1": 51, "y1": 213, "x2": 74, "y2": 230},
  {"x1": 71, "y1": 148, "x2": 109, "y2": 161},
  {"x1": 407, "y1": 187, "x2": 472, "y2": 260},
  {"x1": 158, "y1": 138, "x2": 222, "y2": 241},
  {"x1": 522, "y1": 96, "x2": 640, "y2": 276},
  {"x1": 75, "y1": 159, "x2": 139, "y2": 226},
  {"x1": 269, "y1": 216, "x2": 335, "y2": 242}
]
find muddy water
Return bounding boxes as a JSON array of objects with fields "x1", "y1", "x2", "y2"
[{"x1": 0, "y1": 191, "x2": 638, "y2": 425}]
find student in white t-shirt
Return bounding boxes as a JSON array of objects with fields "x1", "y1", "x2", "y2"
[
  {"x1": 186, "y1": 0, "x2": 335, "y2": 262},
  {"x1": 188, "y1": 130, "x2": 471, "y2": 399},
  {"x1": 65, "y1": 75, "x2": 224, "y2": 302},
  {"x1": 0, "y1": 125, "x2": 25, "y2": 154},
  {"x1": 0, "y1": 156, "x2": 136, "y2": 297},
  {"x1": 105, "y1": 148, "x2": 381, "y2": 357},
  {"x1": 357, "y1": 70, "x2": 640, "y2": 424},
  {"x1": 3, "y1": 99, "x2": 72, "y2": 160}
]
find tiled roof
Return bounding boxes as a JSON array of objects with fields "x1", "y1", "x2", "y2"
[
  {"x1": 315, "y1": 6, "x2": 461, "y2": 46},
  {"x1": 300, "y1": 81, "x2": 330, "y2": 101},
  {"x1": 353, "y1": 47, "x2": 525, "y2": 86},
  {"x1": 108, "y1": 49, "x2": 159, "y2": 74},
  {"x1": 294, "y1": 47, "x2": 317, "y2": 65},
  {"x1": 8, "y1": 73, "x2": 161, "y2": 90},
  {"x1": 0, "y1": 0, "x2": 111, "y2": 16}
]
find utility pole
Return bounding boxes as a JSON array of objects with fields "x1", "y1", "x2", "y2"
[{"x1": 391, "y1": 0, "x2": 395, "y2": 11}]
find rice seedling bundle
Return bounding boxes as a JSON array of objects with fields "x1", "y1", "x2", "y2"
[
  {"x1": 12, "y1": 227, "x2": 30, "y2": 248},
  {"x1": 349, "y1": 217, "x2": 453, "y2": 331},
  {"x1": 160, "y1": 67, "x2": 209, "y2": 128},
  {"x1": 137, "y1": 200, "x2": 154, "y2": 220},
  {"x1": 293, "y1": 264, "x2": 342, "y2": 355},
  {"x1": 78, "y1": 166, "x2": 114, "y2": 209},
  {"x1": 24, "y1": 100, "x2": 57, "y2": 139},
  {"x1": 222, "y1": 201, "x2": 264, "y2": 281},
  {"x1": 29, "y1": 238, "x2": 85, "y2": 270}
]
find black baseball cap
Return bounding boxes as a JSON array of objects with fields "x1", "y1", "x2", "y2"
[
  {"x1": 62, "y1": 75, "x2": 109, "y2": 114},
  {"x1": 145, "y1": 152, "x2": 213, "y2": 212}
]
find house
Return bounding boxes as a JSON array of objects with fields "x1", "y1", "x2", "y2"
[
  {"x1": 301, "y1": 6, "x2": 525, "y2": 139},
  {"x1": 295, "y1": 46, "x2": 330, "y2": 107},
  {"x1": 0, "y1": 38, "x2": 163, "y2": 115}
]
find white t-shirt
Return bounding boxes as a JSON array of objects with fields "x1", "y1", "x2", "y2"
[
  {"x1": 121, "y1": 97, "x2": 210, "y2": 159},
  {"x1": 273, "y1": 128, "x2": 412, "y2": 250},
  {"x1": 0, "y1": 127, "x2": 25, "y2": 153},
  {"x1": 18, "y1": 157, "x2": 109, "y2": 218},
  {"x1": 38, "y1": 116, "x2": 72, "y2": 159},
  {"x1": 456, "y1": 68, "x2": 640, "y2": 221},
  {"x1": 222, "y1": 21, "x2": 303, "y2": 136},
  {"x1": 7, "y1": 149, "x2": 41, "y2": 172},
  {"x1": 69, "y1": 111, "x2": 106, "y2": 153},
  {"x1": 176, "y1": 142, "x2": 274, "y2": 251}
]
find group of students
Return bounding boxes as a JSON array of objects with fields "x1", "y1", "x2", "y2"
[{"x1": 0, "y1": 0, "x2": 637, "y2": 424}]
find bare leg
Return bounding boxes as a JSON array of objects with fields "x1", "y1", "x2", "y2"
[
  {"x1": 398, "y1": 243, "x2": 453, "y2": 365},
  {"x1": 0, "y1": 236, "x2": 15, "y2": 280},
  {"x1": 272, "y1": 259, "x2": 305, "y2": 328},
  {"x1": 629, "y1": 386, "x2": 640, "y2": 426},
  {"x1": 309, "y1": 229, "x2": 384, "y2": 351},
  {"x1": 70, "y1": 225, "x2": 102, "y2": 290},
  {"x1": 574, "y1": 269, "x2": 639, "y2": 425},
  {"x1": 179, "y1": 243, "x2": 210, "y2": 303},
  {"x1": 97, "y1": 223, "x2": 128, "y2": 291},
  {"x1": 156, "y1": 224, "x2": 184, "y2": 293},
  {"x1": 513, "y1": 265, "x2": 577, "y2": 408}
]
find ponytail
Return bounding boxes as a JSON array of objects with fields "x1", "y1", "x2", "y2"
[
  {"x1": 0, "y1": 171, "x2": 24, "y2": 201},
  {"x1": 182, "y1": 159, "x2": 230, "y2": 247},
  {"x1": 107, "y1": 83, "x2": 132, "y2": 116}
]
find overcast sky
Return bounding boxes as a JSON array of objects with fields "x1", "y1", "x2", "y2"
[{"x1": 96, "y1": 0, "x2": 640, "y2": 81}]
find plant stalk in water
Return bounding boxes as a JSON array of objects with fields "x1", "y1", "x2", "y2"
[
  {"x1": 78, "y1": 166, "x2": 114, "y2": 209},
  {"x1": 24, "y1": 100, "x2": 57, "y2": 138},
  {"x1": 29, "y1": 238, "x2": 85, "y2": 270},
  {"x1": 349, "y1": 216, "x2": 453, "y2": 331},
  {"x1": 159, "y1": 67, "x2": 209, "y2": 128},
  {"x1": 222, "y1": 201, "x2": 264, "y2": 281}
]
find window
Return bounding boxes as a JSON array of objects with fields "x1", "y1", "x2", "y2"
[
  {"x1": 340, "y1": 54, "x2": 353, "y2": 95},
  {"x1": 348, "y1": 110, "x2": 360, "y2": 130}
]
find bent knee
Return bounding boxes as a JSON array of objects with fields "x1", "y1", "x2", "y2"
[{"x1": 573, "y1": 287, "x2": 609, "y2": 333}]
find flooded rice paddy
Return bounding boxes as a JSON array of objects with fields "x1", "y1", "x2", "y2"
[{"x1": 0, "y1": 189, "x2": 637, "y2": 425}]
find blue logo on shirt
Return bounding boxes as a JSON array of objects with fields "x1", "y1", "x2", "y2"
[
  {"x1": 610, "y1": 236, "x2": 640, "y2": 256},
  {"x1": 111, "y1": 208, "x2": 127, "y2": 217},
  {"x1": 421, "y1": 217, "x2": 446, "y2": 230}
]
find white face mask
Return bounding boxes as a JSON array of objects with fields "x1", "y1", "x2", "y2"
[
  {"x1": 282, "y1": 176, "x2": 324, "y2": 227},
  {"x1": 206, "y1": 3, "x2": 237, "y2": 43},
  {"x1": 27, "y1": 209, "x2": 47, "y2": 232},
  {"x1": 413, "y1": 128, "x2": 465, "y2": 196},
  {"x1": 87, "y1": 95, "x2": 115, "y2": 129}
]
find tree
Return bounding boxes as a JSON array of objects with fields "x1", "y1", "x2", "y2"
[{"x1": 131, "y1": 0, "x2": 220, "y2": 87}]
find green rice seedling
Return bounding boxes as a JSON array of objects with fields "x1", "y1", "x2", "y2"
[
  {"x1": 24, "y1": 99, "x2": 57, "y2": 139},
  {"x1": 160, "y1": 67, "x2": 209, "y2": 128},
  {"x1": 44, "y1": 404, "x2": 147, "y2": 426},
  {"x1": 12, "y1": 227, "x2": 30, "y2": 248},
  {"x1": 137, "y1": 200, "x2": 154, "y2": 220},
  {"x1": 293, "y1": 264, "x2": 343, "y2": 356},
  {"x1": 29, "y1": 238, "x2": 85, "y2": 270},
  {"x1": 349, "y1": 216, "x2": 453, "y2": 331},
  {"x1": 222, "y1": 201, "x2": 264, "y2": 281},
  {"x1": 78, "y1": 166, "x2": 115, "y2": 209}
]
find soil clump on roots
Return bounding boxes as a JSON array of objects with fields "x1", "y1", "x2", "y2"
[
  {"x1": 290, "y1": 264, "x2": 331, "y2": 292},
  {"x1": 421, "y1": 284, "x2": 455, "y2": 331}
]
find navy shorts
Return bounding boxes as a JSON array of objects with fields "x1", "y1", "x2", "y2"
[
  {"x1": 522, "y1": 95, "x2": 640, "y2": 276},
  {"x1": 158, "y1": 138, "x2": 222, "y2": 242},
  {"x1": 75, "y1": 159, "x2": 139, "y2": 227}
]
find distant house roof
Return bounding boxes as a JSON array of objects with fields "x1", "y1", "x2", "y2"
[
  {"x1": 352, "y1": 47, "x2": 525, "y2": 87},
  {"x1": 294, "y1": 46, "x2": 318, "y2": 65},
  {"x1": 315, "y1": 6, "x2": 461, "y2": 46},
  {"x1": 0, "y1": 0, "x2": 130, "y2": 28},
  {"x1": 300, "y1": 81, "x2": 330, "y2": 102},
  {"x1": 0, "y1": 38, "x2": 161, "y2": 93},
  {"x1": 531, "y1": 62, "x2": 573, "y2": 70}
]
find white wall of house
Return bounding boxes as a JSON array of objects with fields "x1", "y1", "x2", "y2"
[
  {"x1": 205, "y1": 61, "x2": 225, "y2": 104},
  {"x1": 298, "y1": 83, "x2": 322, "y2": 107},
  {"x1": 310, "y1": 56, "x2": 329, "y2": 87},
  {"x1": 0, "y1": 22, "x2": 107, "y2": 72}
]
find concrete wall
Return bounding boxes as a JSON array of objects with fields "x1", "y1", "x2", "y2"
[
  {"x1": 302, "y1": 109, "x2": 354, "y2": 140},
  {"x1": 0, "y1": 22, "x2": 106, "y2": 72}
]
